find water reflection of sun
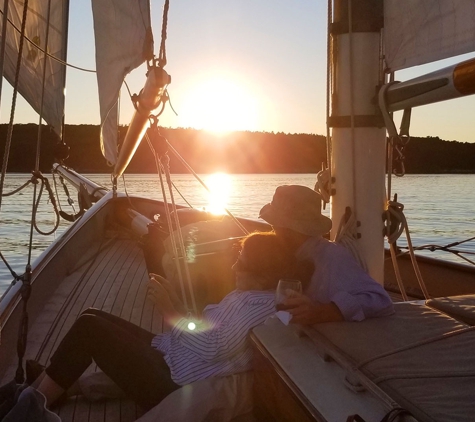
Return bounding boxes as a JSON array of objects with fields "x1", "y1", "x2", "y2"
[
  {"x1": 205, "y1": 172, "x2": 232, "y2": 214},
  {"x1": 179, "y1": 76, "x2": 259, "y2": 133}
]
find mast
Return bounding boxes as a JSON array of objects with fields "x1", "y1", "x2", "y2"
[{"x1": 329, "y1": 0, "x2": 386, "y2": 283}]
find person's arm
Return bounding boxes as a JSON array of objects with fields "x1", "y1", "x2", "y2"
[
  {"x1": 149, "y1": 273, "x2": 187, "y2": 316},
  {"x1": 169, "y1": 293, "x2": 275, "y2": 362},
  {"x1": 316, "y1": 243, "x2": 394, "y2": 321},
  {"x1": 279, "y1": 293, "x2": 344, "y2": 325},
  {"x1": 147, "y1": 275, "x2": 183, "y2": 326},
  {"x1": 328, "y1": 251, "x2": 395, "y2": 321}
]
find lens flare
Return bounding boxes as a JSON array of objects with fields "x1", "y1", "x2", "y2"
[{"x1": 205, "y1": 172, "x2": 232, "y2": 215}]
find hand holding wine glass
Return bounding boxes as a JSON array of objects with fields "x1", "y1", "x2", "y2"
[{"x1": 275, "y1": 279, "x2": 302, "y2": 308}]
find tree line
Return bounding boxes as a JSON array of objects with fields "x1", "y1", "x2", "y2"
[{"x1": 1, "y1": 124, "x2": 474, "y2": 174}]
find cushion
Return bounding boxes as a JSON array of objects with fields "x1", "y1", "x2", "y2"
[{"x1": 426, "y1": 295, "x2": 475, "y2": 325}]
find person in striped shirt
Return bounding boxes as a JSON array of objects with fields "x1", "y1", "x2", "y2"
[{"x1": 30, "y1": 231, "x2": 311, "y2": 411}]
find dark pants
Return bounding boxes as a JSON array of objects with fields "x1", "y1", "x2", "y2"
[{"x1": 45, "y1": 308, "x2": 180, "y2": 410}]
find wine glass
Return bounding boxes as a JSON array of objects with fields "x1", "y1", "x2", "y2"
[{"x1": 275, "y1": 279, "x2": 302, "y2": 306}]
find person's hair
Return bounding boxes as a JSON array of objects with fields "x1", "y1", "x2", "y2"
[{"x1": 238, "y1": 231, "x2": 313, "y2": 290}]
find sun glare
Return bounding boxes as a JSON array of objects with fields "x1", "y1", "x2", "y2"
[
  {"x1": 205, "y1": 172, "x2": 232, "y2": 214},
  {"x1": 179, "y1": 77, "x2": 259, "y2": 133}
]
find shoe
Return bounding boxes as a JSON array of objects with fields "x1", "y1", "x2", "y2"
[{"x1": 26, "y1": 360, "x2": 45, "y2": 386}]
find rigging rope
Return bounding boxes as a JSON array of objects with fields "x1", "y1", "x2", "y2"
[
  {"x1": 0, "y1": 0, "x2": 30, "y2": 211},
  {"x1": 157, "y1": 0, "x2": 170, "y2": 68},
  {"x1": 347, "y1": 0, "x2": 358, "y2": 220},
  {"x1": 120, "y1": 0, "x2": 247, "y2": 318},
  {"x1": 0, "y1": 179, "x2": 33, "y2": 196},
  {"x1": 0, "y1": 0, "x2": 32, "y2": 384},
  {"x1": 335, "y1": 207, "x2": 368, "y2": 272},
  {"x1": 317, "y1": 0, "x2": 333, "y2": 208},
  {"x1": 145, "y1": 127, "x2": 196, "y2": 315},
  {"x1": 396, "y1": 237, "x2": 475, "y2": 267},
  {"x1": 0, "y1": 251, "x2": 21, "y2": 283},
  {"x1": 325, "y1": 0, "x2": 333, "y2": 181},
  {"x1": 379, "y1": 79, "x2": 432, "y2": 300},
  {"x1": 0, "y1": 11, "x2": 95, "y2": 73},
  {"x1": 31, "y1": 172, "x2": 61, "y2": 236},
  {"x1": 165, "y1": 139, "x2": 250, "y2": 235},
  {"x1": 0, "y1": 172, "x2": 62, "y2": 294}
]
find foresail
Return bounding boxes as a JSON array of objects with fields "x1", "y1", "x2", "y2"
[
  {"x1": 384, "y1": 0, "x2": 475, "y2": 71},
  {"x1": 0, "y1": 0, "x2": 68, "y2": 136},
  {"x1": 92, "y1": 0, "x2": 153, "y2": 166}
]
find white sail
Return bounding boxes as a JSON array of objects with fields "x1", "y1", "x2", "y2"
[
  {"x1": 92, "y1": 0, "x2": 153, "y2": 166},
  {"x1": 0, "y1": 0, "x2": 68, "y2": 136},
  {"x1": 384, "y1": 0, "x2": 475, "y2": 71}
]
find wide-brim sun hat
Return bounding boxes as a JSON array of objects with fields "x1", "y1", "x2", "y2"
[{"x1": 259, "y1": 185, "x2": 332, "y2": 236}]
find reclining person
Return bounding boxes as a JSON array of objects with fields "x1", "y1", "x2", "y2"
[
  {"x1": 259, "y1": 185, "x2": 394, "y2": 325},
  {"x1": 28, "y1": 231, "x2": 312, "y2": 411}
]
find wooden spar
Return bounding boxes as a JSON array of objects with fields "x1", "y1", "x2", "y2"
[
  {"x1": 52, "y1": 164, "x2": 108, "y2": 201},
  {"x1": 330, "y1": 0, "x2": 386, "y2": 284},
  {"x1": 386, "y1": 57, "x2": 475, "y2": 112},
  {"x1": 113, "y1": 66, "x2": 170, "y2": 178}
]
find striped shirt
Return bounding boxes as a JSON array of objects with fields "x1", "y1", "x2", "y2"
[{"x1": 151, "y1": 290, "x2": 275, "y2": 385}]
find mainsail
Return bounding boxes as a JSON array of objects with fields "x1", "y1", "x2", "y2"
[
  {"x1": 0, "y1": 0, "x2": 68, "y2": 136},
  {"x1": 384, "y1": 0, "x2": 475, "y2": 71},
  {"x1": 91, "y1": 0, "x2": 153, "y2": 166}
]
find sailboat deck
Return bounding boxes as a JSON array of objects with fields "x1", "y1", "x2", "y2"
[{"x1": 1, "y1": 234, "x2": 159, "y2": 421}]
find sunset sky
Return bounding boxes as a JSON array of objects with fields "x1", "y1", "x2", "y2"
[{"x1": 1, "y1": 0, "x2": 474, "y2": 143}]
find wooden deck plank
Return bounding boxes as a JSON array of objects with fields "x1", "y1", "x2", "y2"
[
  {"x1": 0, "y1": 268, "x2": 88, "y2": 382},
  {"x1": 0, "y1": 235, "x2": 157, "y2": 422},
  {"x1": 101, "y1": 248, "x2": 143, "y2": 313},
  {"x1": 51, "y1": 238, "x2": 147, "y2": 422},
  {"x1": 131, "y1": 271, "x2": 154, "y2": 332},
  {"x1": 66, "y1": 239, "x2": 132, "y2": 321},
  {"x1": 88, "y1": 401, "x2": 106, "y2": 422},
  {"x1": 105, "y1": 399, "x2": 121, "y2": 422},
  {"x1": 93, "y1": 242, "x2": 141, "y2": 314},
  {"x1": 56, "y1": 396, "x2": 79, "y2": 422},
  {"x1": 118, "y1": 250, "x2": 146, "y2": 322},
  {"x1": 120, "y1": 399, "x2": 138, "y2": 422},
  {"x1": 70, "y1": 398, "x2": 92, "y2": 422},
  {"x1": 37, "y1": 239, "x2": 128, "y2": 363}
]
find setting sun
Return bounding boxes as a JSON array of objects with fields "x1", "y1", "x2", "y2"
[{"x1": 179, "y1": 76, "x2": 260, "y2": 133}]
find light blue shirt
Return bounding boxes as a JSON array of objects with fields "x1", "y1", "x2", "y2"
[{"x1": 296, "y1": 237, "x2": 394, "y2": 321}]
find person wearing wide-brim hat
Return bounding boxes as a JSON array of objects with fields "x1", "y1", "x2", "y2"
[{"x1": 259, "y1": 185, "x2": 394, "y2": 325}]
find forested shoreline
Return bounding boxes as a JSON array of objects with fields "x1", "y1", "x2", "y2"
[{"x1": 1, "y1": 123, "x2": 474, "y2": 174}]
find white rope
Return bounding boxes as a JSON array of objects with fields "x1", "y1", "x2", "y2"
[
  {"x1": 155, "y1": 160, "x2": 189, "y2": 312},
  {"x1": 398, "y1": 209, "x2": 430, "y2": 300},
  {"x1": 324, "y1": 0, "x2": 333, "y2": 178},
  {"x1": 164, "y1": 140, "x2": 249, "y2": 236},
  {"x1": 161, "y1": 155, "x2": 198, "y2": 315},
  {"x1": 378, "y1": 81, "x2": 432, "y2": 300},
  {"x1": 348, "y1": 0, "x2": 358, "y2": 218},
  {"x1": 314, "y1": 166, "x2": 331, "y2": 205},
  {"x1": 335, "y1": 208, "x2": 368, "y2": 272}
]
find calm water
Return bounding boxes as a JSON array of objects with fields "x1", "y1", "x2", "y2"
[{"x1": 1, "y1": 173, "x2": 474, "y2": 295}]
